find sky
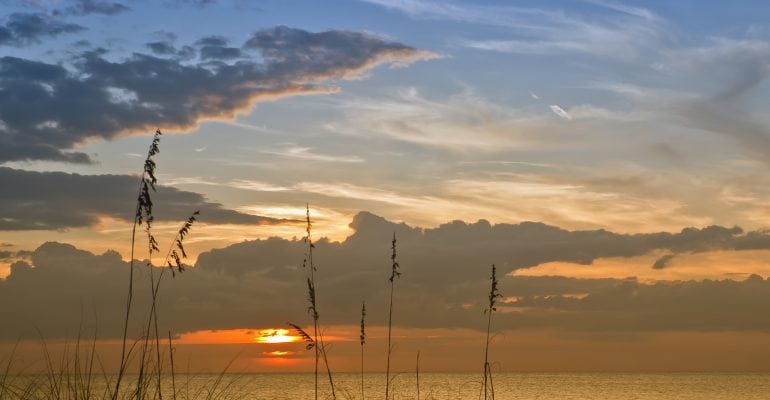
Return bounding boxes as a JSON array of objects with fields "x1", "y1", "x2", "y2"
[{"x1": 3, "y1": 0, "x2": 770, "y2": 374}]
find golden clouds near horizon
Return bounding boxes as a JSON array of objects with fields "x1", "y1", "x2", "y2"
[
  {"x1": 176, "y1": 328, "x2": 301, "y2": 345},
  {"x1": 515, "y1": 249, "x2": 770, "y2": 282}
]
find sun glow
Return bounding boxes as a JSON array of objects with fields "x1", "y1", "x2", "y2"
[
  {"x1": 263, "y1": 350, "x2": 295, "y2": 357},
  {"x1": 255, "y1": 329, "x2": 301, "y2": 344}
]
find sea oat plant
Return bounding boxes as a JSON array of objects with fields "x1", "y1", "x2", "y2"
[
  {"x1": 302, "y1": 205, "x2": 336, "y2": 400},
  {"x1": 384, "y1": 233, "x2": 400, "y2": 400},
  {"x1": 482, "y1": 264, "x2": 502, "y2": 400}
]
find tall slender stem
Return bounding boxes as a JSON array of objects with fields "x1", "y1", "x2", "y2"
[
  {"x1": 483, "y1": 264, "x2": 501, "y2": 400},
  {"x1": 305, "y1": 205, "x2": 335, "y2": 399},
  {"x1": 114, "y1": 130, "x2": 161, "y2": 400},
  {"x1": 113, "y1": 200, "x2": 139, "y2": 400},
  {"x1": 307, "y1": 205, "x2": 319, "y2": 400},
  {"x1": 385, "y1": 232, "x2": 400, "y2": 400},
  {"x1": 360, "y1": 301, "x2": 366, "y2": 400},
  {"x1": 168, "y1": 331, "x2": 177, "y2": 400},
  {"x1": 416, "y1": 351, "x2": 420, "y2": 400}
]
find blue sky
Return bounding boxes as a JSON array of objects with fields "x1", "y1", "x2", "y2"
[{"x1": 1, "y1": 0, "x2": 770, "y2": 254}]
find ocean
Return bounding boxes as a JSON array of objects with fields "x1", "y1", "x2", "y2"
[{"x1": 5, "y1": 372, "x2": 770, "y2": 399}]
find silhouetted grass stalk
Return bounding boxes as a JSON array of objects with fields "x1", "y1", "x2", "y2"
[
  {"x1": 303, "y1": 205, "x2": 336, "y2": 399},
  {"x1": 416, "y1": 350, "x2": 420, "y2": 400},
  {"x1": 483, "y1": 264, "x2": 502, "y2": 400},
  {"x1": 168, "y1": 331, "x2": 177, "y2": 400},
  {"x1": 139, "y1": 210, "x2": 199, "y2": 399},
  {"x1": 385, "y1": 233, "x2": 400, "y2": 400},
  {"x1": 360, "y1": 301, "x2": 366, "y2": 400},
  {"x1": 114, "y1": 129, "x2": 161, "y2": 400},
  {"x1": 109, "y1": 130, "x2": 201, "y2": 400}
]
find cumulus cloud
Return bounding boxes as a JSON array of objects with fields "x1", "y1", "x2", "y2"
[
  {"x1": 0, "y1": 12, "x2": 84, "y2": 46},
  {"x1": 0, "y1": 26, "x2": 437, "y2": 163},
  {"x1": 0, "y1": 167, "x2": 286, "y2": 230},
  {"x1": 3, "y1": 212, "x2": 770, "y2": 339}
]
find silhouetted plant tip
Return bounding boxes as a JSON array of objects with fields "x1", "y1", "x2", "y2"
[
  {"x1": 360, "y1": 301, "x2": 366, "y2": 346},
  {"x1": 167, "y1": 210, "x2": 200, "y2": 276},
  {"x1": 307, "y1": 278, "x2": 318, "y2": 319},
  {"x1": 389, "y1": 232, "x2": 400, "y2": 282},
  {"x1": 485, "y1": 264, "x2": 502, "y2": 314},
  {"x1": 287, "y1": 323, "x2": 316, "y2": 350}
]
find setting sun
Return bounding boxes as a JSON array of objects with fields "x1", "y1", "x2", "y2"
[{"x1": 254, "y1": 329, "x2": 301, "y2": 344}]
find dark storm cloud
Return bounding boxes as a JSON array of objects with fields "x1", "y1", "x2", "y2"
[
  {"x1": 0, "y1": 12, "x2": 84, "y2": 46},
  {"x1": 0, "y1": 26, "x2": 435, "y2": 163},
  {"x1": 3, "y1": 212, "x2": 770, "y2": 339},
  {"x1": 0, "y1": 167, "x2": 284, "y2": 230}
]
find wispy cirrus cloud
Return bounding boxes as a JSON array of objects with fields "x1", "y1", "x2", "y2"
[
  {"x1": 587, "y1": 38, "x2": 770, "y2": 164},
  {"x1": 361, "y1": 0, "x2": 663, "y2": 59},
  {"x1": 322, "y1": 86, "x2": 643, "y2": 152},
  {"x1": 261, "y1": 144, "x2": 364, "y2": 163}
]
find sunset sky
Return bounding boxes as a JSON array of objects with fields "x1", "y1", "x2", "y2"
[{"x1": 3, "y1": 0, "x2": 770, "y2": 373}]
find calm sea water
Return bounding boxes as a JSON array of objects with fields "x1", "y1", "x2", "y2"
[
  {"x1": 6, "y1": 372, "x2": 770, "y2": 399},
  {"x1": 197, "y1": 372, "x2": 770, "y2": 399}
]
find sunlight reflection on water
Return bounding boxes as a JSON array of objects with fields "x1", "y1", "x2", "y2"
[{"x1": 214, "y1": 372, "x2": 770, "y2": 400}]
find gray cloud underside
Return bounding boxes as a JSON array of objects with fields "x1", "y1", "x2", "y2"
[
  {"x1": 0, "y1": 167, "x2": 284, "y2": 230},
  {"x1": 0, "y1": 26, "x2": 434, "y2": 163},
  {"x1": 3, "y1": 212, "x2": 770, "y2": 339},
  {"x1": 0, "y1": 12, "x2": 84, "y2": 46},
  {"x1": 58, "y1": 0, "x2": 130, "y2": 16}
]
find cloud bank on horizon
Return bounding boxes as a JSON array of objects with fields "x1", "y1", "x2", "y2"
[{"x1": 3, "y1": 211, "x2": 770, "y2": 340}]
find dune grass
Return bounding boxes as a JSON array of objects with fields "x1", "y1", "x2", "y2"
[
  {"x1": 482, "y1": 264, "x2": 502, "y2": 400},
  {"x1": 0, "y1": 133, "x2": 507, "y2": 400},
  {"x1": 384, "y1": 232, "x2": 401, "y2": 400}
]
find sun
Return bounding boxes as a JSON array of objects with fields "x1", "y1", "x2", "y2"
[{"x1": 254, "y1": 328, "x2": 301, "y2": 344}]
